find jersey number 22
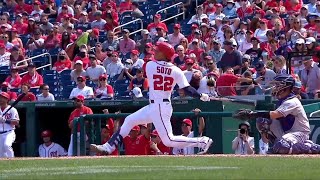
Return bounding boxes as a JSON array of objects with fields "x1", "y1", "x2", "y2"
[{"x1": 153, "y1": 75, "x2": 174, "y2": 91}]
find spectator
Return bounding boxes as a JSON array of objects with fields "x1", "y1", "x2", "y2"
[
  {"x1": 183, "y1": 58, "x2": 201, "y2": 83},
  {"x1": 216, "y1": 67, "x2": 253, "y2": 96},
  {"x1": 208, "y1": 3, "x2": 225, "y2": 23},
  {"x1": 123, "y1": 125, "x2": 150, "y2": 155},
  {"x1": 173, "y1": 45, "x2": 188, "y2": 68},
  {"x1": 26, "y1": 18, "x2": 37, "y2": 35},
  {"x1": 119, "y1": 0, "x2": 132, "y2": 13},
  {"x1": 44, "y1": 29, "x2": 60, "y2": 50},
  {"x1": 0, "y1": 82, "x2": 17, "y2": 102},
  {"x1": 245, "y1": 37, "x2": 262, "y2": 66},
  {"x1": 69, "y1": 76, "x2": 94, "y2": 99},
  {"x1": 102, "y1": 46, "x2": 114, "y2": 69},
  {"x1": 86, "y1": 54, "x2": 106, "y2": 83},
  {"x1": 0, "y1": 14, "x2": 12, "y2": 29},
  {"x1": 60, "y1": 31, "x2": 72, "y2": 50},
  {"x1": 131, "y1": 2, "x2": 144, "y2": 18},
  {"x1": 38, "y1": 130, "x2": 67, "y2": 157},
  {"x1": 57, "y1": 4, "x2": 73, "y2": 22},
  {"x1": 220, "y1": 40, "x2": 242, "y2": 74},
  {"x1": 52, "y1": 50, "x2": 72, "y2": 73},
  {"x1": 76, "y1": 12, "x2": 91, "y2": 31},
  {"x1": 305, "y1": 37, "x2": 320, "y2": 63},
  {"x1": 7, "y1": 28, "x2": 23, "y2": 49},
  {"x1": 207, "y1": 39, "x2": 225, "y2": 64},
  {"x1": 26, "y1": 30, "x2": 45, "y2": 51},
  {"x1": 39, "y1": 15, "x2": 54, "y2": 35},
  {"x1": 106, "y1": 52, "x2": 124, "y2": 79},
  {"x1": 0, "y1": 43, "x2": 10, "y2": 66},
  {"x1": 4, "y1": 67, "x2": 21, "y2": 89},
  {"x1": 73, "y1": 48, "x2": 89, "y2": 69},
  {"x1": 198, "y1": 72, "x2": 218, "y2": 97},
  {"x1": 104, "y1": 12, "x2": 119, "y2": 33},
  {"x1": 20, "y1": 63, "x2": 44, "y2": 88},
  {"x1": 59, "y1": 16, "x2": 74, "y2": 33},
  {"x1": 127, "y1": 68, "x2": 149, "y2": 92},
  {"x1": 293, "y1": 81, "x2": 309, "y2": 100},
  {"x1": 232, "y1": 121, "x2": 254, "y2": 155},
  {"x1": 286, "y1": 17, "x2": 307, "y2": 45},
  {"x1": 291, "y1": 38, "x2": 307, "y2": 75},
  {"x1": 91, "y1": 11, "x2": 106, "y2": 30},
  {"x1": 136, "y1": 30, "x2": 152, "y2": 53},
  {"x1": 238, "y1": 30, "x2": 253, "y2": 54},
  {"x1": 253, "y1": 61, "x2": 276, "y2": 92},
  {"x1": 237, "y1": 71, "x2": 256, "y2": 95},
  {"x1": 168, "y1": 24, "x2": 185, "y2": 47},
  {"x1": 125, "y1": 50, "x2": 144, "y2": 77},
  {"x1": 12, "y1": 14, "x2": 28, "y2": 35},
  {"x1": 36, "y1": 84, "x2": 55, "y2": 101},
  {"x1": 273, "y1": 55, "x2": 287, "y2": 75},
  {"x1": 102, "y1": 31, "x2": 119, "y2": 52},
  {"x1": 239, "y1": 54, "x2": 252, "y2": 75},
  {"x1": 188, "y1": 39, "x2": 205, "y2": 63},
  {"x1": 300, "y1": 56, "x2": 320, "y2": 99},
  {"x1": 223, "y1": 0, "x2": 237, "y2": 18},
  {"x1": 1, "y1": 33, "x2": 13, "y2": 50},
  {"x1": 31, "y1": 1, "x2": 44, "y2": 17},
  {"x1": 95, "y1": 74, "x2": 114, "y2": 100},
  {"x1": 95, "y1": 42, "x2": 107, "y2": 62},
  {"x1": 150, "y1": 130, "x2": 172, "y2": 155},
  {"x1": 188, "y1": 6, "x2": 208, "y2": 25},
  {"x1": 173, "y1": 89, "x2": 192, "y2": 100},
  {"x1": 68, "y1": 95, "x2": 92, "y2": 156},
  {"x1": 42, "y1": 0, "x2": 57, "y2": 18},
  {"x1": 20, "y1": 83, "x2": 37, "y2": 102},
  {"x1": 254, "y1": 19, "x2": 269, "y2": 43},
  {"x1": 147, "y1": 14, "x2": 168, "y2": 39},
  {"x1": 70, "y1": 60, "x2": 87, "y2": 82},
  {"x1": 119, "y1": 29, "x2": 136, "y2": 55}
]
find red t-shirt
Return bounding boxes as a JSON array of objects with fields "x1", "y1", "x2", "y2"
[
  {"x1": 119, "y1": 1, "x2": 132, "y2": 13},
  {"x1": 188, "y1": 48, "x2": 205, "y2": 63},
  {"x1": 123, "y1": 135, "x2": 150, "y2": 155},
  {"x1": 68, "y1": 106, "x2": 93, "y2": 132},
  {"x1": 73, "y1": 56, "x2": 90, "y2": 69},
  {"x1": 12, "y1": 22, "x2": 28, "y2": 35},
  {"x1": 104, "y1": 21, "x2": 119, "y2": 32},
  {"x1": 147, "y1": 22, "x2": 168, "y2": 33},
  {"x1": 57, "y1": 13, "x2": 73, "y2": 23},
  {"x1": 101, "y1": 1, "x2": 117, "y2": 10},
  {"x1": 216, "y1": 74, "x2": 239, "y2": 96},
  {"x1": 21, "y1": 92, "x2": 36, "y2": 102},
  {"x1": 203, "y1": 1, "x2": 216, "y2": 14},
  {"x1": 54, "y1": 60, "x2": 72, "y2": 72},
  {"x1": 14, "y1": 4, "x2": 33, "y2": 14},
  {"x1": 20, "y1": 72, "x2": 44, "y2": 87},
  {"x1": 283, "y1": 0, "x2": 302, "y2": 13},
  {"x1": 237, "y1": 7, "x2": 253, "y2": 19},
  {"x1": 5, "y1": 75, "x2": 22, "y2": 88},
  {"x1": 157, "y1": 142, "x2": 172, "y2": 155},
  {"x1": 8, "y1": 91, "x2": 17, "y2": 101}
]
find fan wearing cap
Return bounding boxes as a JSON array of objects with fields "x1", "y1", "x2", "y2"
[
  {"x1": 305, "y1": 37, "x2": 320, "y2": 63},
  {"x1": 122, "y1": 125, "x2": 150, "y2": 155},
  {"x1": 95, "y1": 74, "x2": 114, "y2": 100},
  {"x1": 149, "y1": 130, "x2": 172, "y2": 155},
  {"x1": 90, "y1": 42, "x2": 213, "y2": 156},
  {"x1": 91, "y1": 10, "x2": 106, "y2": 30},
  {"x1": 147, "y1": 14, "x2": 168, "y2": 39},
  {"x1": 75, "y1": 28, "x2": 100, "y2": 52},
  {"x1": 167, "y1": 24, "x2": 185, "y2": 47},
  {"x1": 38, "y1": 130, "x2": 67, "y2": 158},
  {"x1": 4, "y1": 67, "x2": 22, "y2": 89},
  {"x1": 14, "y1": 0, "x2": 33, "y2": 15},
  {"x1": 127, "y1": 68, "x2": 149, "y2": 92},
  {"x1": 292, "y1": 81, "x2": 308, "y2": 100},
  {"x1": 253, "y1": 61, "x2": 276, "y2": 86},
  {"x1": 136, "y1": 30, "x2": 152, "y2": 53},
  {"x1": 70, "y1": 60, "x2": 87, "y2": 82},
  {"x1": 67, "y1": 95, "x2": 92, "y2": 156},
  {"x1": 31, "y1": 1, "x2": 44, "y2": 17},
  {"x1": 0, "y1": 91, "x2": 20, "y2": 158},
  {"x1": 86, "y1": 54, "x2": 106, "y2": 83},
  {"x1": 20, "y1": 63, "x2": 44, "y2": 88},
  {"x1": 131, "y1": 1, "x2": 144, "y2": 18},
  {"x1": 119, "y1": 29, "x2": 136, "y2": 55},
  {"x1": 188, "y1": 6, "x2": 208, "y2": 25},
  {"x1": 69, "y1": 76, "x2": 94, "y2": 100},
  {"x1": 101, "y1": 0, "x2": 117, "y2": 11},
  {"x1": 12, "y1": 14, "x2": 28, "y2": 35},
  {"x1": 106, "y1": 51, "x2": 124, "y2": 79},
  {"x1": 26, "y1": 30, "x2": 45, "y2": 51},
  {"x1": 73, "y1": 48, "x2": 90, "y2": 70},
  {"x1": 188, "y1": 39, "x2": 205, "y2": 63},
  {"x1": 0, "y1": 82, "x2": 17, "y2": 102},
  {"x1": 300, "y1": 56, "x2": 320, "y2": 99},
  {"x1": 219, "y1": 40, "x2": 242, "y2": 74},
  {"x1": 222, "y1": 0, "x2": 237, "y2": 18},
  {"x1": 208, "y1": 4, "x2": 225, "y2": 24},
  {"x1": 232, "y1": 121, "x2": 254, "y2": 155}
]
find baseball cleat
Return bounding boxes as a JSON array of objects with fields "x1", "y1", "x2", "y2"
[
  {"x1": 197, "y1": 138, "x2": 213, "y2": 155},
  {"x1": 90, "y1": 144, "x2": 109, "y2": 155}
]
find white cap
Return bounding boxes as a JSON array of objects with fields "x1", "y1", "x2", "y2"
[
  {"x1": 132, "y1": 87, "x2": 143, "y2": 98},
  {"x1": 231, "y1": 39, "x2": 237, "y2": 46},
  {"x1": 141, "y1": 29, "x2": 149, "y2": 35},
  {"x1": 192, "y1": 39, "x2": 199, "y2": 43},
  {"x1": 157, "y1": 37, "x2": 168, "y2": 42},
  {"x1": 295, "y1": 38, "x2": 305, "y2": 44},
  {"x1": 75, "y1": 60, "x2": 83, "y2": 65},
  {"x1": 305, "y1": 37, "x2": 316, "y2": 45}
]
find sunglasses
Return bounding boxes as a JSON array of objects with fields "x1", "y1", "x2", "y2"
[
  {"x1": 99, "y1": 78, "x2": 106, "y2": 81},
  {"x1": 77, "y1": 79, "x2": 84, "y2": 82}
]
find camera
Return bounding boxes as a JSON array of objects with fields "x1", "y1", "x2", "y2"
[{"x1": 240, "y1": 128, "x2": 247, "y2": 134}]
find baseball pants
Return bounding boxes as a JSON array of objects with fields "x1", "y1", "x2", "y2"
[
  {"x1": 107, "y1": 101, "x2": 210, "y2": 151},
  {"x1": 0, "y1": 130, "x2": 16, "y2": 158},
  {"x1": 68, "y1": 132, "x2": 88, "y2": 156}
]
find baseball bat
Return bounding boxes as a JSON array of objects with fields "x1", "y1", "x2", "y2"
[
  {"x1": 209, "y1": 97, "x2": 257, "y2": 106},
  {"x1": 2, "y1": 93, "x2": 26, "y2": 116}
]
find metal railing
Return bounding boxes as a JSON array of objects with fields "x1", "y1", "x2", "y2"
[
  {"x1": 16, "y1": 52, "x2": 52, "y2": 76},
  {"x1": 113, "y1": 18, "x2": 144, "y2": 41},
  {"x1": 157, "y1": 2, "x2": 185, "y2": 23},
  {"x1": 72, "y1": 112, "x2": 234, "y2": 156}
]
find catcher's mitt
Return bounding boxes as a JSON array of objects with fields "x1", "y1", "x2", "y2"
[{"x1": 232, "y1": 109, "x2": 255, "y2": 120}]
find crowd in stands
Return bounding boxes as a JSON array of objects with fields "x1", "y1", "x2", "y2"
[{"x1": 1, "y1": 0, "x2": 320, "y2": 156}]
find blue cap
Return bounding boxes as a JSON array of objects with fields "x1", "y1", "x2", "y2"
[{"x1": 254, "y1": 61, "x2": 265, "y2": 71}]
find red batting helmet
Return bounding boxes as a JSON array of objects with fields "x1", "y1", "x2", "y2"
[
  {"x1": 0, "y1": 92, "x2": 10, "y2": 100},
  {"x1": 155, "y1": 42, "x2": 175, "y2": 61},
  {"x1": 41, "y1": 130, "x2": 52, "y2": 138}
]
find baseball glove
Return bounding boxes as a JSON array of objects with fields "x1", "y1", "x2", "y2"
[{"x1": 232, "y1": 109, "x2": 255, "y2": 121}]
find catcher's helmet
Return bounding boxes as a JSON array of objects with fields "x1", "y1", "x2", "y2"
[
  {"x1": 41, "y1": 130, "x2": 52, "y2": 138},
  {"x1": 270, "y1": 74, "x2": 295, "y2": 97},
  {"x1": 154, "y1": 42, "x2": 175, "y2": 61}
]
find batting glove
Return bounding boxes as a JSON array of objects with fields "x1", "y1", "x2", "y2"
[{"x1": 200, "y1": 93, "x2": 210, "y2": 102}]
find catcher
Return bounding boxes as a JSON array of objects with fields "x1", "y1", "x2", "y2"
[{"x1": 233, "y1": 74, "x2": 320, "y2": 154}]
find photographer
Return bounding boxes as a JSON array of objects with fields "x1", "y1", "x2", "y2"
[{"x1": 232, "y1": 121, "x2": 254, "y2": 155}]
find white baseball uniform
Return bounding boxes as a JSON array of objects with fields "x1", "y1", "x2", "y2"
[
  {"x1": 104, "y1": 61, "x2": 211, "y2": 152},
  {"x1": 0, "y1": 105, "x2": 19, "y2": 158},
  {"x1": 172, "y1": 131, "x2": 195, "y2": 155},
  {"x1": 38, "y1": 142, "x2": 67, "y2": 157}
]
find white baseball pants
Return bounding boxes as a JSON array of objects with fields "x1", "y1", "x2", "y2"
[
  {"x1": 0, "y1": 130, "x2": 15, "y2": 158},
  {"x1": 68, "y1": 132, "x2": 88, "y2": 156},
  {"x1": 108, "y1": 101, "x2": 210, "y2": 150}
]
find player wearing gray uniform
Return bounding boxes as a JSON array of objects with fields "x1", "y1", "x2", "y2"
[{"x1": 234, "y1": 74, "x2": 320, "y2": 154}]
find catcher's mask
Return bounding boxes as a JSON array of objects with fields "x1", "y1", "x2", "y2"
[{"x1": 270, "y1": 74, "x2": 295, "y2": 97}]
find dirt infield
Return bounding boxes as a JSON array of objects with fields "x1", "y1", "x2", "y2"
[{"x1": 2, "y1": 154, "x2": 320, "y2": 161}]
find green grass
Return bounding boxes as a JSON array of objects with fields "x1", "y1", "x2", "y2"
[{"x1": 1, "y1": 156, "x2": 320, "y2": 179}]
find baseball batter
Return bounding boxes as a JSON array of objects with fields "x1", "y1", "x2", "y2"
[
  {"x1": 0, "y1": 92, "x2": 20, "y2": 158},
  {"x1": 91, "y1": 42, "x2": 213, "y2": 155},
  {"x1": 234, "y1": 74, "x2": 320, "y2": 154},
  {"x1": 38, "y1": 130, "x2": 67, "y2": 158}
]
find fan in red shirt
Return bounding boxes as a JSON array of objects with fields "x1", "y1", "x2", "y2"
[
  {"x1": 104, "y1": 12, "x2": 119, "y2": 32},
  {"x1": 73, "y1": 49, "x2": 90, "y2": 70},
  {"x1": 147, "y1": 14, "x2": 168, "y2": 38},
  {"x1": 123, "y1": 125, "x2": 150, "y2": 155},
  {"x1": 20, "y1": 63, "x2": 43, "y2": 88},
  {"x1": 101, "y1": 0, "x2": 117, "y2": 11},
  {"x1": 188, "y1": 39, "x2": 205, "y2": 63},
  {"x1": 119, "y1": 0, "x2": 132, "y2": 14},
  {"x1": 53, "y1": 50, "x2": 72, "y2": 73},
  {"x1": 68, "y1": 95, "x2": 93, "y2": 156},
  {"x1": 265, "y1": 0, "x2": 283, "y2": 9},
  {"x1": 216, "y1": 67, "x2": 254, "y2": 96},
  {"x1": 12, "y1": 14, "x2": 28, "y2": 35},
  {"x1": 20, "y1": 83, "x2": 37, "y2": 102},
  {"x1": 203, "y1": 0, "x2": 216, "y2": 15},
  {"x1": 283, "y1": 0, "x2": 302, "y2": 13},
  {"x1": 102, "y1": 4, "x2": 119, "y2": 22},
  {"x1": 237, "y1": 0, "x2": 254, "y2": 20},
  {"x1": 187, "y1": 24, "x2": 199, "y2": 43},
  {"x1": 14, "y1": 0, "x2": 33, "y2": 14},
  {"x1": 150, "y1": 130, "x2": 172, "y2": 155},
  {"x1": 57, "y1": 5, "x2": 73, "y2": 23},
  {"x1": 5, "y1": 67, "x2": 22, "y2": 88},
  {"x1": 0, "y1": 82, "x2": 17, "y2": 101}
]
